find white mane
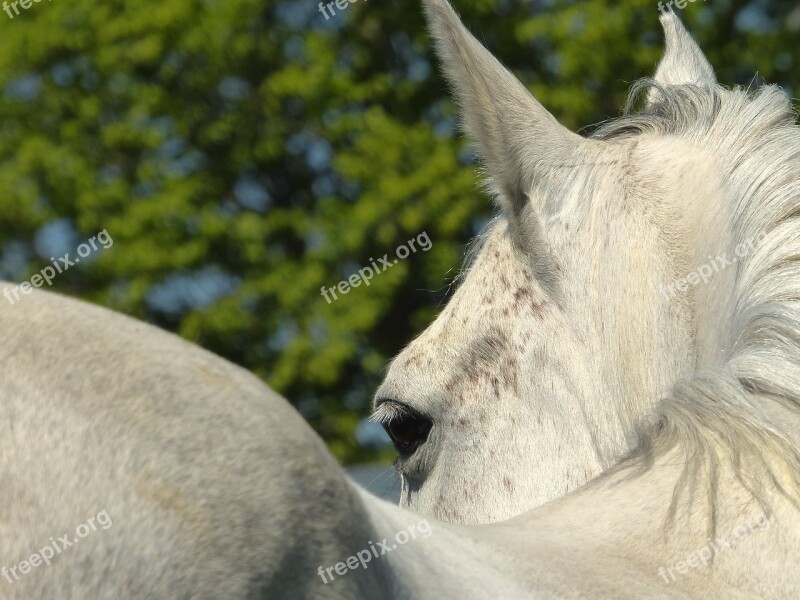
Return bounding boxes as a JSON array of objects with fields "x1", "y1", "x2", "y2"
[{"x1": 600, "y1": 80, "x2": 800, "y2": 523}]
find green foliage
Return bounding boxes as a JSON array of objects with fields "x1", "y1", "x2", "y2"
[{"x1": 0, "y1": 0, "x2": 796, "y2": 462}]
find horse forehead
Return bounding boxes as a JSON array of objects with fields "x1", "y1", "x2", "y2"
[
  {"x1": 451, "y1": 238, "x2": 550, "y2": 320},
  {"x1": 392, "y1": 229, "x2": 552, "y2": 368}
]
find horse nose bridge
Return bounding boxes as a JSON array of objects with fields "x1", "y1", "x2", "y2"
[
  {"x1": 398, "y1": 310, "x2": 469, "y2": 363},
  {"x1": 383, "y1": 348, "x2": 431, "y2": 387},
  {"x1": 378, "y1": 342, "x2": 452, "y2": 401},
  {"x1": 389, "y1": 333, "x2": 458, "y2": 377}
]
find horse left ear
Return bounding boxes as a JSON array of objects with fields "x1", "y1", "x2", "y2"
[
  {"x1": 649, "y1": 11, "x2": 716, "y2": 101},
  {"x1": 422, "y1": 0, "x2": 584, "y2": 218}
]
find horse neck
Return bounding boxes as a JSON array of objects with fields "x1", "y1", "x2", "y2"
[
  {"x1": 351, "y1": 436, "x2": 800, "y2": 599},
  {"x1": 492, "y1": 438, "x2": 798, "y2": 598},
  {"x1": 351, "y1": 485, "x2": 531, "y2": 599}
]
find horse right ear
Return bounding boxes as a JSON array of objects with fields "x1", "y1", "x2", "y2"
[
  {"x1": 422, "y1": 0, "x2": 584, "y2": 220},
  {"x1": 648, "y1": 11, "x2": 716, "y2": 104}
]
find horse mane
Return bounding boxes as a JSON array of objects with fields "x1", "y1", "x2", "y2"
[{"x1": 598, "y1": 80, "x2": 800, "y2": 525}]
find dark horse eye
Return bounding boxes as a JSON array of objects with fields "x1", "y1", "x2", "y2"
[{"x1": 380, "y1": 403, "x2": 432, "y2": 456}]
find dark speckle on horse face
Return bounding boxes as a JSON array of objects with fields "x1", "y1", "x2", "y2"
[{"x1": 513, "y1": 287, "x2": 531, "y2": 303}]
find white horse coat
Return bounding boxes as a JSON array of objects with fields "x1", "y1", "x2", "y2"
[{"x1": 2, "y1": 2, "x2": 799, "y2": 598}]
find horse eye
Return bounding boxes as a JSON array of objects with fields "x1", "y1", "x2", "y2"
[{"x1": 383, "y1": 412, "x2": 432, "y2": 456}]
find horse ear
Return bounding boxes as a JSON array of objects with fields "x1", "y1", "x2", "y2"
[
  {"x1": 422, "y1": 0, "x2": 583, "y2": 217},
  {"x1": 649, "y1": 11, "x2": 716, "y2": 101}
]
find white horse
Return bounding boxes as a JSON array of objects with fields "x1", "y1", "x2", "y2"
[
  {"x1": 374, "y1": 1, "x2": 800, "y2": 527},
  {"x1": 1, "y1": 2, "x2": 799, "y2": 598}
]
